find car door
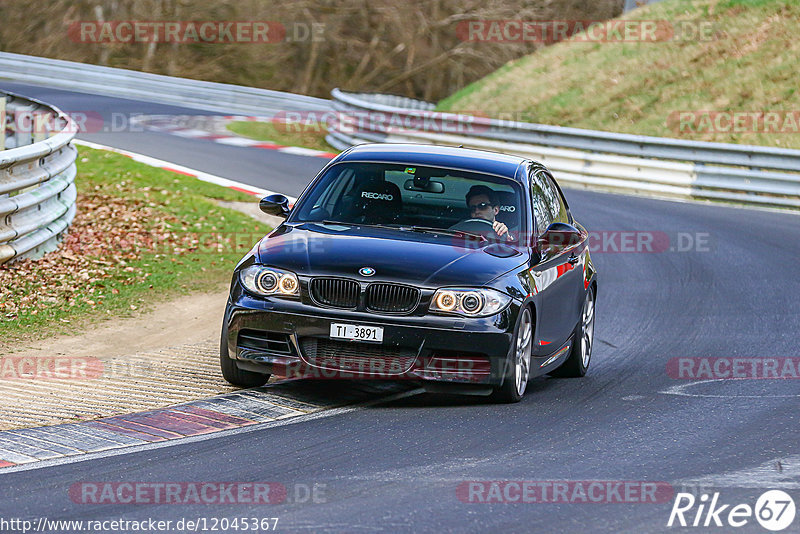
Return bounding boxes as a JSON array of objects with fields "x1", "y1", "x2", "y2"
[{"x1": 528, "y1": 168, "x2": 586, "y2": 350}]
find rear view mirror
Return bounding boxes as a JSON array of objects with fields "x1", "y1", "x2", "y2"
[
  {"x1": 259, "y1": 194, "x2": 291, "y2": 218},
  {"x1": 404, "y1": 178, "x2": 444, "y2": 193}
]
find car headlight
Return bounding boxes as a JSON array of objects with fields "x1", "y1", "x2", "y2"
[
  {"x1": 429, "y1": 288, "x2": 511, "y2": 317},
  {"x1": 240, "y1": 265, "x2": 299, "y2": 298}
]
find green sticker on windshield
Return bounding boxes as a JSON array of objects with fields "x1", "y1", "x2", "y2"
[{"x1": 404, "y1": 167, "x2": 416, "y2": 174}]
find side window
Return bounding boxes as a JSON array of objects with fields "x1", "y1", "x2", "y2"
[
  {"x1": 541, "y1": 171, "x2": 569, "y2": 224},
  {"x1": 529, "y1": 170, "x2": 553, "y2": 234}
]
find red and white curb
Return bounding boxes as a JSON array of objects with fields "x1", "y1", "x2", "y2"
[
  {"x1": 0, "y1": 381, "x2": 416, "y2": 472},
  {"x1": 133, "y1": 114, "x2": 339, "y2": 159},
  {"x1": 74, "y1": 140, "x2": 298, "y2": 203}
]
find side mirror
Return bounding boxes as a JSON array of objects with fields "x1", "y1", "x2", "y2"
[
  {"x1": 536, "y1": 222, "x2": 582, "y2": 255},
  {"x1": 259, "y1": 194, "x2": 291, "y2": 218}
]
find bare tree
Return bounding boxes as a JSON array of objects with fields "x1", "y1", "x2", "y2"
[{"x1": 0, "y1": 0, "x2": 624, "y2": 100}]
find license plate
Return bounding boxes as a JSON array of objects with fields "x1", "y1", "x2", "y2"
[{"x1": 330, "y1": 323, "x2": 384, "y2": 343}]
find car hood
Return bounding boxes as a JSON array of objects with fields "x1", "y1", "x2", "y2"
[{"x1": 256, "y1": 223, "x2": 528, "y2": 287}]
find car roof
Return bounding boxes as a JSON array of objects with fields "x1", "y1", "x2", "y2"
[{"x1": 335, "y1": 143, "x2": 528, "y2": 180}]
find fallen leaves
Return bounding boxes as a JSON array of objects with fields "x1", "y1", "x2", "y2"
[
  {"x1": 1, "y1": 147, "x2": 266, "y2": 337},
  {"x1": 0, "y1": 191, "x2": 151, "y2": 320},
  {"x1": 1, "y1": 186, "x2": 256, "y2": 323}
]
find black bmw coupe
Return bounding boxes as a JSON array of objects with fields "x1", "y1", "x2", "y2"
[{"x1": 221, "y1": 144, "x2": 597, "y2": 402}]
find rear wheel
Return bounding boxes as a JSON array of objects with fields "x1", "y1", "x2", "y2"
[
  {"x1": 491, "y1": 307, "x2": 533, "y2": 403},
  {"x1": 219, "y1": 325, "x2": 270, "y2": 387},
  {"x1": 550, "y1": 286, "x2": 595, "y2": 378}
]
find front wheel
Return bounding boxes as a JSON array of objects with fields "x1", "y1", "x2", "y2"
[
  {"x1": 219, "y1": 326, "x2": 270, "y2": 387},
  {"x1": 550, "y1": 286, "x2": 595, "y2": 378},
  {"x1": 492, "y1": 307, "x2": 533, "y2": 403}
]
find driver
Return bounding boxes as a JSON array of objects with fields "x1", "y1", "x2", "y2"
[{"x1": 462, "y1": 185, "x2": 513, "y2": 241}]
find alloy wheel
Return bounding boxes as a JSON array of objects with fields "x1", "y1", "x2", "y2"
[
  {"x1": 580, "y1": 290, "x2": 595, "y2": 368},
  {"x1": 515, "y1": 308, "x2": 533, "y2": 396}
]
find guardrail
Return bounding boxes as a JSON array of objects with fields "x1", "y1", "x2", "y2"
[
  {"x1": 0, "y1": 91, "x2": 77, "y2": 264},
  {"x1": 327, "y1": 89, "x2": 800, "y2": 209},
  {"x1": 0, "y1": 52, "x2": 330, "y2": 116}
]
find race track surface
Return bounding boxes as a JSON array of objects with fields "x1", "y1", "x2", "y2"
[{"x1": 1, "y1": 82, "x2": 798, "y2": 533}]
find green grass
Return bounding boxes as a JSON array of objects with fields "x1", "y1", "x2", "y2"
[
  {"x1": 227, "y1": 120, "x2": 337, "y2": 153},
  {"x1": 0, "y1": 147, "x2": 271, "y2": 346},
  {"x1": 437, "y1": 0, "x2": 800, "y2": 149}
]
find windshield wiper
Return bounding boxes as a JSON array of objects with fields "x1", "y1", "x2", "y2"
[
  {"x1": 319, "y1": 221, "x2": 485, "y2": 241},
  {"x1": 321, "y1": 220, "x2": 407, "y2": 231},
  {"x1": 407, "y1": 226, "x2": 487, "y2": 241}
]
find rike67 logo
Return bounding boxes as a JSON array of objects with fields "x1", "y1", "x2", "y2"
[{"x1": 668, "y1": 490, "x2": 796, "y2": 531}]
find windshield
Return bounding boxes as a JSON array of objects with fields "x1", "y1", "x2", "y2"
[{"x1": 291, "y1": 162, "x2": 525, "y2": 243}]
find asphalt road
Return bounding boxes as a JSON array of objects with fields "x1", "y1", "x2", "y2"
[
  {"x1": 1, "y1": 82, "x2": 799, "y2": 533},
  {"x1": 0, "y1": 82, "x2": 328, "y2": 197}
]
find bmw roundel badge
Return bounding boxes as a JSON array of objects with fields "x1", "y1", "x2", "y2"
[{"x1": 359, "y1": 267, "x2": 376, "y2": 277}]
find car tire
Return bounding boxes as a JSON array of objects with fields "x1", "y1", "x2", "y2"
[
  {"x1": 491, "y1": 306, "x2": 533, "y2": 403},
  {"x1": 219, "y1": 325, "x2": 270, "y2": 387},
  {"x1": 550, "y1": 285, "x2": 595, "y2": 378}
]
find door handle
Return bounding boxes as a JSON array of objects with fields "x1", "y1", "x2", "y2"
[{"x1": 567, "y1": 254, "x2": 579, "y2": 265}]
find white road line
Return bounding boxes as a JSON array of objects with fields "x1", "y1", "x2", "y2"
[
  {"x1": 214, "y1": 137, "x2": 266, "y2": 146},
  {"x1": 279, "y1": 146, "x2": 328, "y2": 156},
  {"x1": 674, "y1": 455, "x2": 800, "y2": 489},
  {"x1": 132, "y1": 114, "x2": 338, "y2": 157},
  {"x1": 73, "y1": 140, "x2": 297, "y2": 202},
  {"x1": 169, "y1": 129, "x2": 213, "y2": 138},
  {"x1": 660, "y1": 379, "x2": 800, "y2": 398}
]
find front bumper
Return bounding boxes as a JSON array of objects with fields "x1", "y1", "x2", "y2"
[{"x1": 224, "y1": 292, "x2": 519, "y2": 387}]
